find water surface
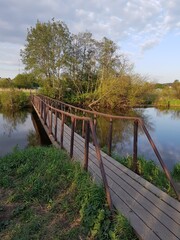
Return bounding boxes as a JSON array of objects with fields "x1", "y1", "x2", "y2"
[
  {"x1": 0, "y1": 107, "x2": 179, "y2": 171},
  {"x1": 96, "y1": 107, "x2": 180, "y2": 171},
  {"x1": 0, "y1": 110, "x2": 47, "y2": 157}
]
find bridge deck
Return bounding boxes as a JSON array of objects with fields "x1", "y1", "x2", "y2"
[{"x1": 33, "y1": 102, "x2": 180, "y2": 240}]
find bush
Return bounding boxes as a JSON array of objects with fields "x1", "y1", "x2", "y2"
[{"x1": 0, "y1": 89, "x2": 29, "y2": 110}]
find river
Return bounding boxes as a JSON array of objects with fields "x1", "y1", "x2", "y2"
[
  {"x1": 0, "y1": 110, "x2": 50, "y2": 157},
  {"x1": 0, "y1": 107, "x2": 179, "y2": 171},
  {"x1": 94, "y1": 107, "x2": 180, "y2": 171}
]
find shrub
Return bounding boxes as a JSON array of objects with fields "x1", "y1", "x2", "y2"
[{"x1": 0, "y1": 89, "x2": 29, "y2": 111}]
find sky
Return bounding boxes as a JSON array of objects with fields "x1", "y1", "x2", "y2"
[{"x1": 0, "y1": 0, "x2": 180, "y2": 83}]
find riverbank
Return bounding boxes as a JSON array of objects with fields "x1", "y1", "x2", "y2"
[{"x1": 0, "y1": 146, "x2": 137, "y2": 240}]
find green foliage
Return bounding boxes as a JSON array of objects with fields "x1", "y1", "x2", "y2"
[
  {"x1": 0, "y1": 147, "x2": 137, "y2": 239},
  {"x1": 0, "y1": 89, "x2": 29, "y2": 111},
  {"x1": 155, "y1": 80, "x2": 180, "y2": 106},
  {"x1": 21, "y1": 19, "x2": 70, "y2": 99},
  {"x1": 0, "y1": 78, "x2": 12, "y2": 88},
  {"x1": 21, "y1": 19, "x2": 154, "y2": 108},
  {"x1": 95, "y1": 74, "x2": 154, "y2": 108},
  {"x1": 172, "y1": 163, "x2": 180, "y2": 181},
  {"x1": 13, "y1": 73, "x2": 39, "y2": 89},
  {"x1": 109, "y1": 215, "x2": 137, "y2": 240}
]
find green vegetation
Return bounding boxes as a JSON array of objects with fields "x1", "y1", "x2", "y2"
[
  {"x1": 20, "y1": 19, "x2": 154, "y2": 108},
  {"x1": 13, "y1": 73, "x2": 39, "y2": 89},
  {"x1": 0, "y1": 89, "x2": 29, "y2": 111},
  {"x1": 172, "y1": 163, "x2": 180, "y2": 181},
  {"x1": 0, "y1": 74, "x2": 39, "y2": 90},
  {"x1": 0, "y1": 146, "x2": 137, "y2": 240},
  {"x1": 155, "y1": 80, "x2": 180, "y2": 107},
  {"x1": 0, "y1": 78, "x2": 12, "y2": 88}
]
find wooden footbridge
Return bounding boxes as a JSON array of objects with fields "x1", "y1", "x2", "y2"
[{"x1": 31, "y1": 94, "x2": 180, "y2": 240}]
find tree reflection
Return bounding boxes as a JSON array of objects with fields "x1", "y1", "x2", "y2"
[
  {"x1": 1, "y1": 111, "x2": 28, "y2": 137},
  {"x1": 156, "y1": 107, "x2": 180, "y2": 120},
  {"x1": 26, "y1": 130, "x2": 41, "y2": 147},
  {"x1": 94, "y1": 107, "x2": 155, "y2": 151}
]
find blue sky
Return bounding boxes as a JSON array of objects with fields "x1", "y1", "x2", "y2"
[{"x1": 0, "y1": 0, "x2": 180, "y2": 83}]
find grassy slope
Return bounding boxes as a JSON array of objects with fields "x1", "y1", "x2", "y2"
[{"x1": 0, "y1": 147, "x2": 137, "y2": 240}]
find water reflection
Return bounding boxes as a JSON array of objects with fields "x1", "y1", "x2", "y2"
[
  {"x1": 0, "y1": 110, "x2": 49, "y2": 157},
  {"x1": 95, "y1": 107, "x2": 180, "y2": 171},
  {"x1": 2, "y1": 111, "x2": 28, "y2": 137},
  {"x1": 155, "y1": 107, "x2": 180, "y2": 120},
  {"x1": 27, "y1": 130, "x2": 41, "y2": 147}
]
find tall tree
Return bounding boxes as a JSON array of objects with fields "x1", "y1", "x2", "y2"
[
  {"x1": 21, "y1": 19, "x2": 70, "y2": 97},
  {"x1": 172, "y1": 80, "x2": 180, "y2": 99},
  {"x1": 68, "y1": 32, "x2": 98, "y2": 95}
]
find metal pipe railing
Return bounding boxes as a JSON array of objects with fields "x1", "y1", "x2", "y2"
[
  {"x1": 33, "y1": 94, "x2": 180, "y2": 200},
  {"x1": 31, "y1": 95, "x2": 114, "y2": 210}
]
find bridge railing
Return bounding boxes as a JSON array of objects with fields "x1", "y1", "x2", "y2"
[
  {"x1": 34, "y1": 94, "x2": 179, "y2": 200},
  {"x1": 31, "y1": 94, "x2": 113, "y2": 210}
]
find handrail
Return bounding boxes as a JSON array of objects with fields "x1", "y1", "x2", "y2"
[
  {"x1": 31, "y1": 94, "x2": 113, "y2": 210},
  {"x1": 38, "y1": 94, "x2": 141, "y2": 121},
  {"x1": 34, "y1": 94, "x2": 180, "y2": 200}
]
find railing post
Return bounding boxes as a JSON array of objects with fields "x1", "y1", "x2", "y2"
[
  {"x1": 93, "y1": 114, "x2": 97, "y2": 130},
  {"x1": 60, "y1": 113, "x2": 64, "y2": 149},
  {"x1": 108, "y1": 118, "x2": 113, "y2": 156},
  {"x1": 49, "y1": 107, "x2": 52, "y2": 135},
  {"x1": 89, "y1": 120, "x2": 113, "y2": 212},
  {"x1": 40, "y1": 100, "x2": 43, "y2": 119},
  {"x1": 70, "y1": 117, "x2": 75, "y2": 158},
  {"x1": 140, "y1": 120, "x2": 180, "y2": 200},
  {"x1": 84, "y1": 121, "x2": 90, "y2": 171},
  {"x1": 82, "y1": 111, "x2": 85, "y2": 137},
  {"x1": 93, "y1": 114, "x2": 97, "y2": 146},
  {"x1": 47, "y1": 106, "x2": 51, "y2": 133},
  {"x1": 54, "y1": 110, "x2": 58, "y2": 141},
  {"x1": 44, "y1": 105, "x2": 47, "y2": 126},
  {"x1": 133, "y1": 120, "x2": 138, "y2": 173}
]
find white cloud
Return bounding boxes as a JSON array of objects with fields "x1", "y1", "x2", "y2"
[{"x1": 0, "y1": 0, "x2": 180, "y2": 78}]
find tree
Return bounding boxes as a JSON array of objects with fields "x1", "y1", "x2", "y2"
[
  {"x1": 172, "y1": 80, "x2": 180, "y2": 99},
  {"x1": 21, "y1": 19, "x2": 70, "y2": 98},
  {"x1": 13, "y1": 73, "x2": 38, "y2": 89},
  {"x1": 0, "y1": 78, "x2": 12, "y2": 88},
  {"x1": 67, "y1": 32, "x2": 98, "y2": 95}
]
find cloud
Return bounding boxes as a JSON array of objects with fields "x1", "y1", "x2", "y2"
[
  {"x1": 0, "y1": 0, "x2": 180, "y2": 77},
  {"x1": 141, "y1": 38, "x2": 161, "y2": 52},
  {"x1": 0, "y1": 0, "x2": 179, "y2": 45}
]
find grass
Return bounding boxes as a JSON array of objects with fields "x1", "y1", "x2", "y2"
[
  {"x1": 0, "y1": 146, "x2": 137, "y2": 240},
  {"x1": 155, "y1": 98, "x2": 180, "y2": 107}
]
